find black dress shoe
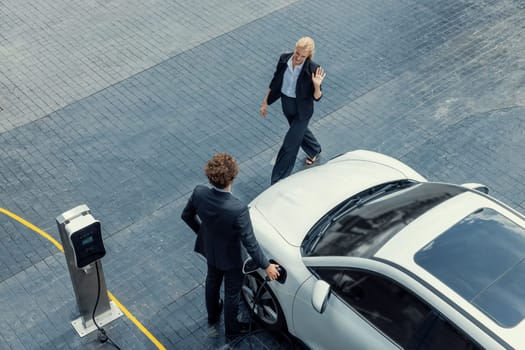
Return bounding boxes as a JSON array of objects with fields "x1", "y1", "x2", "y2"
[
  {"x1": 237, "y1": 322, "x2": 251, "y2": 331},
  {"x1": 225, "y1": 321, "x2": 252, "y2": 340},
  {"x1": 225, "y1": 327, "x2": 249, "y2": 341},
  {"x1": 207, "y1": 299, "x2": 223, "y2": 324}
]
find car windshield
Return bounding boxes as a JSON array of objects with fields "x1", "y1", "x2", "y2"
[
  {"x1": 415, "y1": 208, "x2": 525, "y2": 328},
  {"x1": 304, "y1": 182, "x2": 466, "y2": 257}
]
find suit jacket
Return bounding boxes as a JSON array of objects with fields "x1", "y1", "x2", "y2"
[
  {"x1": 267, "y1": 52, "x2": 322, "y2": 120},
  {"x1": 181, "y1": 185, "x2": 269, "y2": 271}
]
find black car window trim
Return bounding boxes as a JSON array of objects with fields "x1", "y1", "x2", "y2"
[{"x1": 310, "y1": 264, "x2": 489, "y2": 350}]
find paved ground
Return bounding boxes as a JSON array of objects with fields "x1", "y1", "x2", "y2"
[{"x1": 1, "y1": 0, "x2": 524, "y2": 349}]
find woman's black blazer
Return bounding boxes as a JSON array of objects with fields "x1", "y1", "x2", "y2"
[{"x1": 267, "y1": 52, "x2": 322, "y2": 120}]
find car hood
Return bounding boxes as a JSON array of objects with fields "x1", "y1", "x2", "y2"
[{"x1": 250, "y1": 152, "x2": 426, "y2": 247}]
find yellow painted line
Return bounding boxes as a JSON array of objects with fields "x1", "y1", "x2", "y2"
[
  {"x1": 107, "y1": 291, "x2": 167, "y2": 350},
  {"x1": 0, "y1": 207, "x2": 167, "y2": 350},
  {"x1": 0, "y1": 208, "x2": 65, "y2": 252}
]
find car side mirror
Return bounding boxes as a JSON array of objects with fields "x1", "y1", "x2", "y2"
[{"x1": 311, "y1": 280, "x2": 331, "y2": 314}]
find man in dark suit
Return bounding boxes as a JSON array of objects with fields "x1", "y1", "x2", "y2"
[
  {"x1": 181, "y1": 153, "x2": 280, "y2": 339},
  {"x1": 260, "y1": 36, "x2": 326, "y2": 185}
]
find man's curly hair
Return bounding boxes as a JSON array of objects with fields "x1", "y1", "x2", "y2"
[{"x1": 205, "y1": 153, "x2": 239, "y2": 189}]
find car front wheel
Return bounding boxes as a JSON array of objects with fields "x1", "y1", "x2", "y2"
[{"x1": 241, "y1": 272, "x2": 287, "y2": 332}]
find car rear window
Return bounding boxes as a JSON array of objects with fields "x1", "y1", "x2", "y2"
[{"x1": 415, "y1": 208, "x2": 525, "y2": 328}]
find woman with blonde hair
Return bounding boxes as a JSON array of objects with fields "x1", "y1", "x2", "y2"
[{"x1": 260, "y1": 36, "x2": 326, "y2": 184}]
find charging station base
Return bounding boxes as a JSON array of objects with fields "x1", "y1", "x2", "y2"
[{"x1": 71, "y1": 301, "x2": 123, "y2": 337}]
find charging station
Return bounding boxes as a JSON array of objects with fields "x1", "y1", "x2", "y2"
[{"x1": 56, "y1": 204, "x2": 122, "y2": 337}]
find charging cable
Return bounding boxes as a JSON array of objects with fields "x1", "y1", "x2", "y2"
[{"x1": 93, "y1": 263, "x2": 121, "y2": 349}]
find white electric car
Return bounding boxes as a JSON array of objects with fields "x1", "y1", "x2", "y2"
[{"x1": 241, "y1": 150, "x2": 525, "y2": 350}]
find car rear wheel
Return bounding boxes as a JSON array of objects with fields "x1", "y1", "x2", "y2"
[{"x1": 241, "y1": 272, "x2": 287, "y2": 332}]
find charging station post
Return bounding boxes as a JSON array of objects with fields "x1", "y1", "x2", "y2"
[{"x1": 56, "y1": 204, "x2": 122, "y2": 337}]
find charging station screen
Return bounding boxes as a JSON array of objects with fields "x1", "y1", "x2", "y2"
[
  {"x1": 70, "y1": 222, "x2": 106, "y2": 268},
  {"x1": 81, "y1": 236, "x2": 94, "y2": 246}
]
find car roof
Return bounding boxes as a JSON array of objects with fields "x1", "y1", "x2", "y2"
[
  {"x1": 250, "y1": 158, "x2": 413, "y2": 247},
  {"x1": 376, "y1": 191, "x2": 525, "y2": 348}
]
